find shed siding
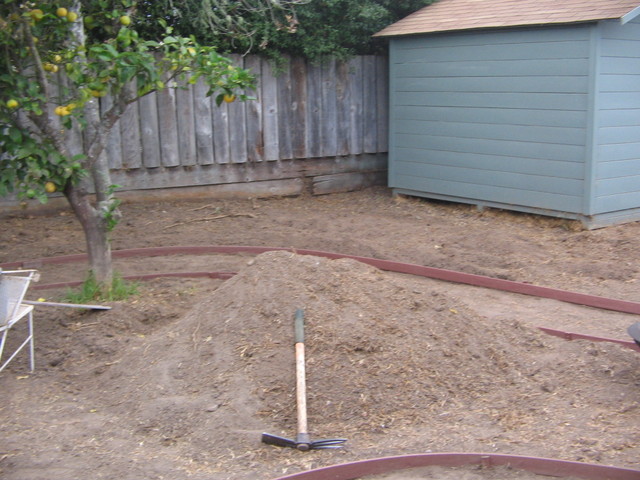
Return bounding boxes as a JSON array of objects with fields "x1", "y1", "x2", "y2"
[
  {"x1": 388, "y1": 25, "x2": 593, "y2": 213},
  {"x1": 593, "y1": 19, "x2": 640, "y2": 214}
]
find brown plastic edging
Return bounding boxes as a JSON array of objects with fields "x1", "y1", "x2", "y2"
[
  {"x1": 267, "y1": 452, "x2": 640, "y2": 480},
  {"x1": 27, "y1": 271, "x2": 640, "y2": 351},
  {"x1": 5, "y1": 245, "x2": 640, "y2": 315},
  {"x1": 539, "y1": 327, "x2": 639, "y2": 352}
]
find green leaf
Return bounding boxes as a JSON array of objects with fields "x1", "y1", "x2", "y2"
[
  {"x1": 16, "y1": 147, "x2": 34, "y2": 159},
  {"x1": 8, "y1": 127, "x2": 21, "y2": 143}
]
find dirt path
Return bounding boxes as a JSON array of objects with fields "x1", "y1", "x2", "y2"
[{"x1": 0, "y1": 187, "x2": 638, "y2": 480}]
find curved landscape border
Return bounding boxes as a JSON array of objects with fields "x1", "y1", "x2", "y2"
[
  {"x1": 267, "y1": 452, "x2": 640, "y2": 480},
  {"x1": 2, "y1": 245, "x2": 638, "y2": 352}
]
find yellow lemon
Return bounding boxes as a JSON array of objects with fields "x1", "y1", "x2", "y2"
[
  {"x1": 66, "y1": 11, "x2": 78, "y2": 22},
  {"x1": 223, "y1": 94, "x2": 236, "y2": 103},
  {"x1": 29, "y1": 9, "x2": 44, "y2": 21},
  {"x1": 54, "y1": 106, "x2": 70, "y2": 116},
  {"x1": 56, "y1": 7, "x2": 68, "y2": 17},
  {"x1": 44, "y1": 181, "x2": 56, "y2": 193},
  {"x1": 6, "y1": 99, "x2": 18, "y2": 109},
  {"x1": 119, "y1": 15, "x2": 131, "y2": 26}
]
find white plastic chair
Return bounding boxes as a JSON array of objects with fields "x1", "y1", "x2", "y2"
[{"x1": 0, "y1": 270, "x2": 39, "y2": 373}]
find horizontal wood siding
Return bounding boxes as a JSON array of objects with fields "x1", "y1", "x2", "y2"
[
  {"x1": 593, "y1": 19, "x2": 640, "y2": 214},
  {"x1": 388, "y1": 25, "x2": 592, "y2": 213}
]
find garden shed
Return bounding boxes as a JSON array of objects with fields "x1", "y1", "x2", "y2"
[{"x1": 375, "y1": 0, "x2": 640, "y2": 228}]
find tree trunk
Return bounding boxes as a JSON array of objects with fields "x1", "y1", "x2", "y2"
[{"x1": 64, "y1": 183, "x2": 113, "y2": 288}]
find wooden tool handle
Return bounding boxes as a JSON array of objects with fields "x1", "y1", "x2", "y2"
[
  {"x1": 294, "y1": 309, "x2": 310, "y2": 450},
  {"x1": 295, "y1": 342, "x2": 309, "y2": 445}
]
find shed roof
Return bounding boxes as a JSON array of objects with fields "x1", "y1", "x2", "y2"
[{"x1": 374, "y1": 0, "x2": 640, "y2": 37}]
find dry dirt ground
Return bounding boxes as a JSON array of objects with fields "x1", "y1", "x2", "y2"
[{"x1": 0, "y1": 186, "x2": 639, "y2": 480}]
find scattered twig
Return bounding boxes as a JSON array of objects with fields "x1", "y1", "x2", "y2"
[
  {"x1": 189, "y1": 204, "x2": 222, "y2": 212},
  {"x1": 162, "y1": 213, "x2": 256, "y2": 230},
  {"x1": 192, "y1": 321, "x2": 201, "y2": 351},
  {"x1": 63, "y1": 321, "x2": 100, "y2": 331}
]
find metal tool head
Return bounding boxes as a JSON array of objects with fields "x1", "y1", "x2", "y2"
[
  {"x1": 309, "y1": 438, "x2": 347, "y2": 449},
  {"x1": 261, "y1": 432, "x2": 297, "y2": 449},
  {"x1": 261, "y1": 432, "x2": 347, "y2": 451}
]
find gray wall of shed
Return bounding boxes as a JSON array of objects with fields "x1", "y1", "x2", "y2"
[
  {"x1": 591, "y1": 19, "x2": 640, "y2": 218},
  {"x1": 388, "y1": 24, "x2": 595, "y2": 216}
]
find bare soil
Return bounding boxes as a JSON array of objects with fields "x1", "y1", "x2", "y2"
[{"x1": 0, "y1": 187, "x2": 639, "y2": 480}]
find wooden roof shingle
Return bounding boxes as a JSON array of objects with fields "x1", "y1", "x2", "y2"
[{"x1": 374, "y1": 0, "x2": 640, "y2": 37}]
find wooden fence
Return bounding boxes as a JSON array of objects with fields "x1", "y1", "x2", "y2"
[{"x1": 84, "y1": 54, "x2": 389, "y2": 198}]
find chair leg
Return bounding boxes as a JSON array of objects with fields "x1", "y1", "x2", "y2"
[
  {"x1": 28, "y1": 311, "x2": 34, "y2": 372},
  {"x1": 0, "y1": 313, "x2": 35, "y2": 373},
  {"x1": 0, "y1": 329, "x2": 6, "y2": 372}
]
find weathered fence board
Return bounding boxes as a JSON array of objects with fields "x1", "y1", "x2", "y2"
[
  {"x1": 376, "y1": 56, "x2": 389, "y2": 153},
  {"x1": 120, "y1": 101, "x2": 142, "y2": 169},
  {"x1": 244, "y1": 55, "x2": 264, "y2": 162},
  {"x1": 138, "y1": 92, "x2": 162, "y2": 168},
  {"x1": 291, "y1": 57, "x2": 308, "y2": 159},
  {"x1": 277, "y1": 57, "x2": 294, "y2": 160},
  {"x1": 212, "y1": 94, "x2": 230, "y2": 164},
  {"x1": 336, "y1": 60, "x2": 350, "y2": 157},
  {"x1": 363, "y1": 56, "x2": 379, "y2": 154},
  {"x1": 346, "y1": 56, "x2": 364, "y2": 156},
  {"x1": 101, "y1": 94, "x2": 123, "y2": 169},
  {"x1": 156, "y1": 87, "x2": 180, "y2": 167},
  {"x1": 228, "y1": 54, "x2": 248, "y2": 165},
  {"x1": 260, "y1": 58, "x2": 280, "y2": 162},
  {"x1": 321, "y1": 58, "x2": 338, "y2": 158},
  {"x1": 313, "y1": 170, "x2": 388, "y2": 195},
  {"x1": 4, "y1": 55, "x2": 388, "y2": 203},
  {"x1": 193, "y1": 80, "x2": 215, "y2": 165},
  {"x1": 176, "y1": 84, "x2": 197, "y2": 166},
  {"x1": 306, "y1": 60, "x2": 323, "y2": 159},
  {"x1": 109, "y1": 153, "x2": 386, "y2": 191}
]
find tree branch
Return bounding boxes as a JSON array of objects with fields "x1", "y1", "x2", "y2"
[{"x1": 20, "y1": 18, "x2": 65, "y2": 151}]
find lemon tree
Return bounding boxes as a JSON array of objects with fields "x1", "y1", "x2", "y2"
[{"x1": 0, "y1": 0, "x2": 255, "y2": 289}]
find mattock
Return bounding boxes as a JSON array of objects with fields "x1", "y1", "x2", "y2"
[{"x1": 262, "y1": 308, "x2": 347, "y2": 451}]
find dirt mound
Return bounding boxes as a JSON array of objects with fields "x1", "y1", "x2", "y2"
[
  {"x1": 56, "y1": 250, "x2": 635, "y2": 479},
  {"x1": 193, "y1": 251, "x2": 552, "y2": 431}
]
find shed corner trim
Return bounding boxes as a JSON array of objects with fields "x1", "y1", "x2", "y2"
[{"x1": 621, "y1": 5, "x2": 640, "y2": 24}]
